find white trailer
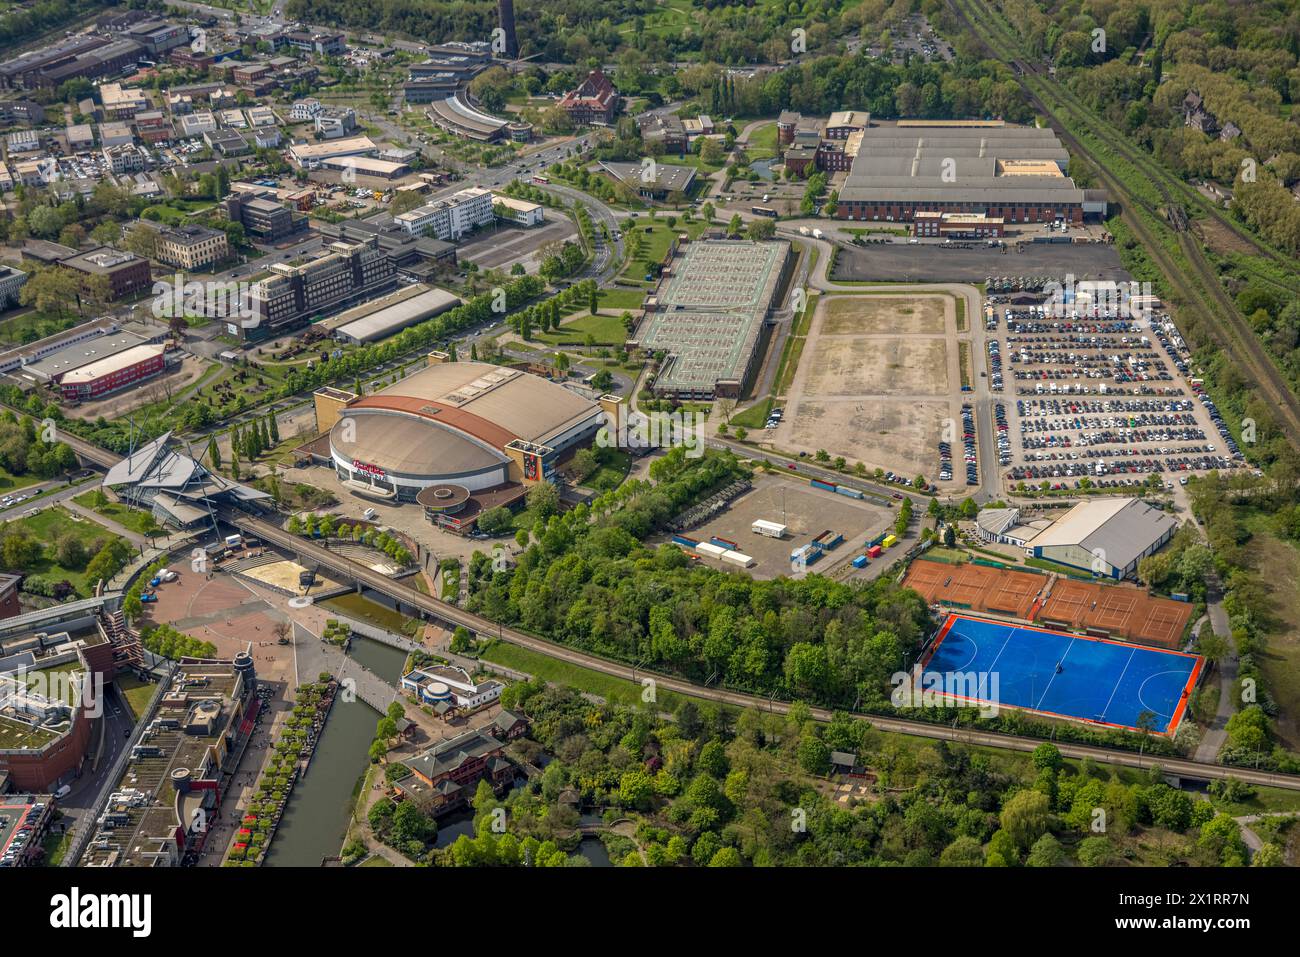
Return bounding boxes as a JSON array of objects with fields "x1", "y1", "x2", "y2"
[
  {"x1": 721, "y1": 550, "x2": 755, "y2": 568},
  {"x1": 695, "y1": 542, "x2": 728, "y2": 558},
  {"x1": 751, "y1": 519, "x2": 787, "y2": 538}
]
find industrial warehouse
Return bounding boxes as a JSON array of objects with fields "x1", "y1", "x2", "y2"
[
  {"x1": 634, "y1": 239, "x2": 793, "y2": 399},
  {"x1": 311, "y1": 357, "x2": 605, "y2": 509},
  {"x1": 834, "y1": 122, "x2": 1102, "y2": 226}
]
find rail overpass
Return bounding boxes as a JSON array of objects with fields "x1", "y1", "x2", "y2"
[{"x1": 54, "y1": 430, "x2": 1300, "y2": 792}]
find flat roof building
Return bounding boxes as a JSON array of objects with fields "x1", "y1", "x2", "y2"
[
  {"x1": 836, "y1": 123, "x2": 1086, "y2": 225},
  {"x1": 634, "y1": 239, "x2": 792, "y2": 399},
  {"x1": 326, "y1": 284, "x2": 462, "y2": 344}
]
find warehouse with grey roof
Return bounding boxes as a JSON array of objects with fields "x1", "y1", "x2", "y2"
[{"x1": 834, "y1": 122, "x2": 1087, "y2": 225}]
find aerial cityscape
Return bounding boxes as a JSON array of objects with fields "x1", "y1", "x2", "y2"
[{"x1": 0, "y1": 0, "x2": 1295, "y2": 911}]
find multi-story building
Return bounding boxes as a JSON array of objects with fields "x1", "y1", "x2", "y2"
[
  {"x1": 283, "y1": 31, "x2": 346, "y2": 57},
  {"x1": 98, "y1": 120, "x2": 134, "y2": 147},
  {"x1": 0, "y1": 264, "x2": 27, "y2": 309},
  {"x1": 134, "y1": 110, "x2": 173, "y2": 144},
  {"x1": 59, "y1": 247, "x2": 152, "y2": 301},
  {"x1": 79, "y1": 655, "x2": 258, "y2": 867},
  {"x1": 5, "y1": 129, "x2": 39, "y2": 154},
  {"x1": 225, "y1": 191, "x2": 304, "y2": 242},
  {"x1": 400, "y1": 665, "x2": 503, "y2": 714},
  {"x1": 155, "y1": 223, "x2": 229, "y2": 270},
  {"x1": 393, "y1": 186, "x2": 494, "y2": 240},
  {"x1": 314, "y1": 105, "x2": 356, "y2": 139},
  {"x1": 102, "y1": 143, "x2": 146, "y2": 174},
  {"x1": 178, "y1": 111, "x2": 216, "y2": 138},
  {"x1": 558, "y1": 68, "x2": 619, "y2": 126},
  {"x1": 58, "y1": 343, "x2": 168, "y2": 401},
  {"x1": 245, "y1": 237, "x2": 395, "y2": 340},
  {"x1": 390, "y1": 728, "x2": 514, "y2": 816},
  {"x1": 289, "y1": 97, "x2": 322, "y2": 121},
  {"x1": 98, "y1": 82, "x2": 149, "y2": 119},
  {"x1": 0, "y1": 100, "x2": 45, "y2": 124},
  {"x1": 123, "y1": 19, "x2": 189, "y2": 57}
]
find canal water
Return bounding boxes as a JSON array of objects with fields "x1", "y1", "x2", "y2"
[
  {"x1": 263, "y1": 634, "x2": 407, "y2": 866},
  {"x1": 263, "y1": 622, "x2": 610, "y2": 867}
]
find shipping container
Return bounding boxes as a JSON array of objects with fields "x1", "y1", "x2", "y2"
[
  {"x1": 882, "y1": 534, "x2": 898, "y2": 548},
  {"x1": 721, "y1": 550, "x2": 755, "y2": 568},
  {"x1": 710, "y1": 536, "x2": 739, "y2": 549},
  {"x1": 1170, "y1": 592, "x2": 1190, "y2": 602},
  {"x1": 814, "y1": 531, "x2": 844, "y2": 549},
  {"x1": 810, "y1": 479, "x2": 837, "y2": 492},
  {"x1": 867, "y1": 545, "x2": 883, "y2": 558},
  {"x1": 670, "y1": 535, "x2": 698, "y2": 548},
  {"x1": 752, "y1": 520, "x2": 787, "y2": 538},
  {"x1": 834, "y1": 485, "x2": 864, "y2": 499},
  {"x1": 868, "y1": 533, "x2": 885, "y2": 547},
  {"x1": 851, "y1": 555, "x2": 868, "y2": 568},
  {"x1": 695, "y1": 542, "x2": 727, "y2": 558}
]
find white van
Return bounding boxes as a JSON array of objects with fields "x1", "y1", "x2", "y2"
[{"x1": 363, "y1": 508, "x2": 378, "y2": 521}]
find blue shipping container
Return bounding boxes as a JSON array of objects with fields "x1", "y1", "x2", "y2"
[
  {"x1": 835, "y1": 486, "x2": 864, "y2": 499},
  {"x1": 810, "y1": 479, "x2": 837, "y2": 492},
  {"x1": 851, "y1": 555, "x2": 868, "y2": 568},
  {"x1": 671, "y1": 536, "x2": 698, "y2": 547}
]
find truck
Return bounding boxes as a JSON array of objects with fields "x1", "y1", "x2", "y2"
[{"x1": 751, "y1": 519, "x2": 787, "y2": 538}]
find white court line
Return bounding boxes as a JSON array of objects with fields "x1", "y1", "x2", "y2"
[
  {"x1": 983, "y1": 624, "x2": 1020, "y2": 678},
  {"x1": 1098, "y1": 647, "x2": 1138, "y2": 724},
  {"x1": 1033, "y1": 635, "x2": 1076, "y2": 711}
]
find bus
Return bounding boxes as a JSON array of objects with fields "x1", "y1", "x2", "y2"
[
  {"x1": 532, "y1": 174, "x2": 550, "y2": 185},
  {"x1": 751, "y1": 205, "x2": 777, "y2": 218}
]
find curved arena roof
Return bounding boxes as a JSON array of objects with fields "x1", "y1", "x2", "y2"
[{"x1": 329, "y1": 361, "x2": 602, "y2": 479}]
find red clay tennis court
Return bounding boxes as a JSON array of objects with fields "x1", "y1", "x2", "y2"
[
  {"x1": 1038, "y1": 578, "x2": 1192, "y2": 648},
  {"x1": 904, "y1": 558, "x2": 1194, "y2": 648},
  {"x1": 902, "y1": 560, "x2": 1046, "y2": 620}
]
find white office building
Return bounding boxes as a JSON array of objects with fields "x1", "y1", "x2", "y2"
[{"x1": 393, "y1": 186, "x2": 494, "y2": 240}]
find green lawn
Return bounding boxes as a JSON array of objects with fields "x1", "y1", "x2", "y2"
[
  {"x1": 4, "y1": 506, "x2": 128, "y2": 595},
  {"x1": 0, "y1": 464, "x2": 44, "y2": 495},
  {"x1": 0, "y1": 310, "x2": 81, "y2": 346},
  {"x1": 528, "y1": 311, "x2": 629, "y2": 346},
  {"x1": 73, "y1": 491, "x2": 160, "y2": 536},
  {"x1": 479, "y1": 639, "x2": 694, "y2": 712},
  {"x1": 116, "y1": 673, "x2": 158, "y2": 721},
  {"x1": 745, "y1": 121, "x2": 778, "y2": 160},
  {"x1": 619, "y1": 218, "x2": 711, "y2": 284}
]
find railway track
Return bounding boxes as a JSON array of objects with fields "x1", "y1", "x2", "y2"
[
  {"x1": 947, "y1": 0, "x2": 1300, "y2": 448},
  {"x1": 44, "y1": 429, "x2": 1300, "y2": 789}
]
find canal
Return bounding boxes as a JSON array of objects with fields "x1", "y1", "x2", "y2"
[{"x1": 263, "y1": 633, "x2": 408, "y2": 866}]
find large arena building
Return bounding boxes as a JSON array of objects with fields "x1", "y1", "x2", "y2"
[{"x1": 315, "y1": 357, "x2": 605, "y2": 501}]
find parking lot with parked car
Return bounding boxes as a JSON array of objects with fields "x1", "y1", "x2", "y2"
[{"x1": 987, "y1": 290, "x2": 1246, "y2": 492}]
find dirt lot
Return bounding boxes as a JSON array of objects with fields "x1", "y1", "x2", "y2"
[
  {"x1": 674, "y1": 474, "x2": 894, "y2": 579},
  {"x1": 805, "y1": 336, "x2": 950, "y2": 396},
  {"x1": 822, "y1": 295, "x2": 946, "y2": 335},
  {"x1": 766, "y1": 292, "x2": 965, "y2": 478}
]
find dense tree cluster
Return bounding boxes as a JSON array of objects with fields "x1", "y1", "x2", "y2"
[{"x1": 467, "y1": 449, "x2": 932, "y2": 707}]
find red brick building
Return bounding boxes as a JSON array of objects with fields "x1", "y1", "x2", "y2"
[{"x1": 559, "y1": 68, "x2": 619, "y2": 126}]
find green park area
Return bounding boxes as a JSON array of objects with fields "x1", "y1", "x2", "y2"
[
  {"x1": 618, "y1": 217, "x2": 712, "y2": 285},
  {"x1": 73, "y1": 490, "x2": 162, "y2": 537},
  {"x1": 0, "y1": 505, "x2": 132, "y2": 597},
  {"x1": 116, "y1": 673, "x2": 159, "y2": 720}
]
